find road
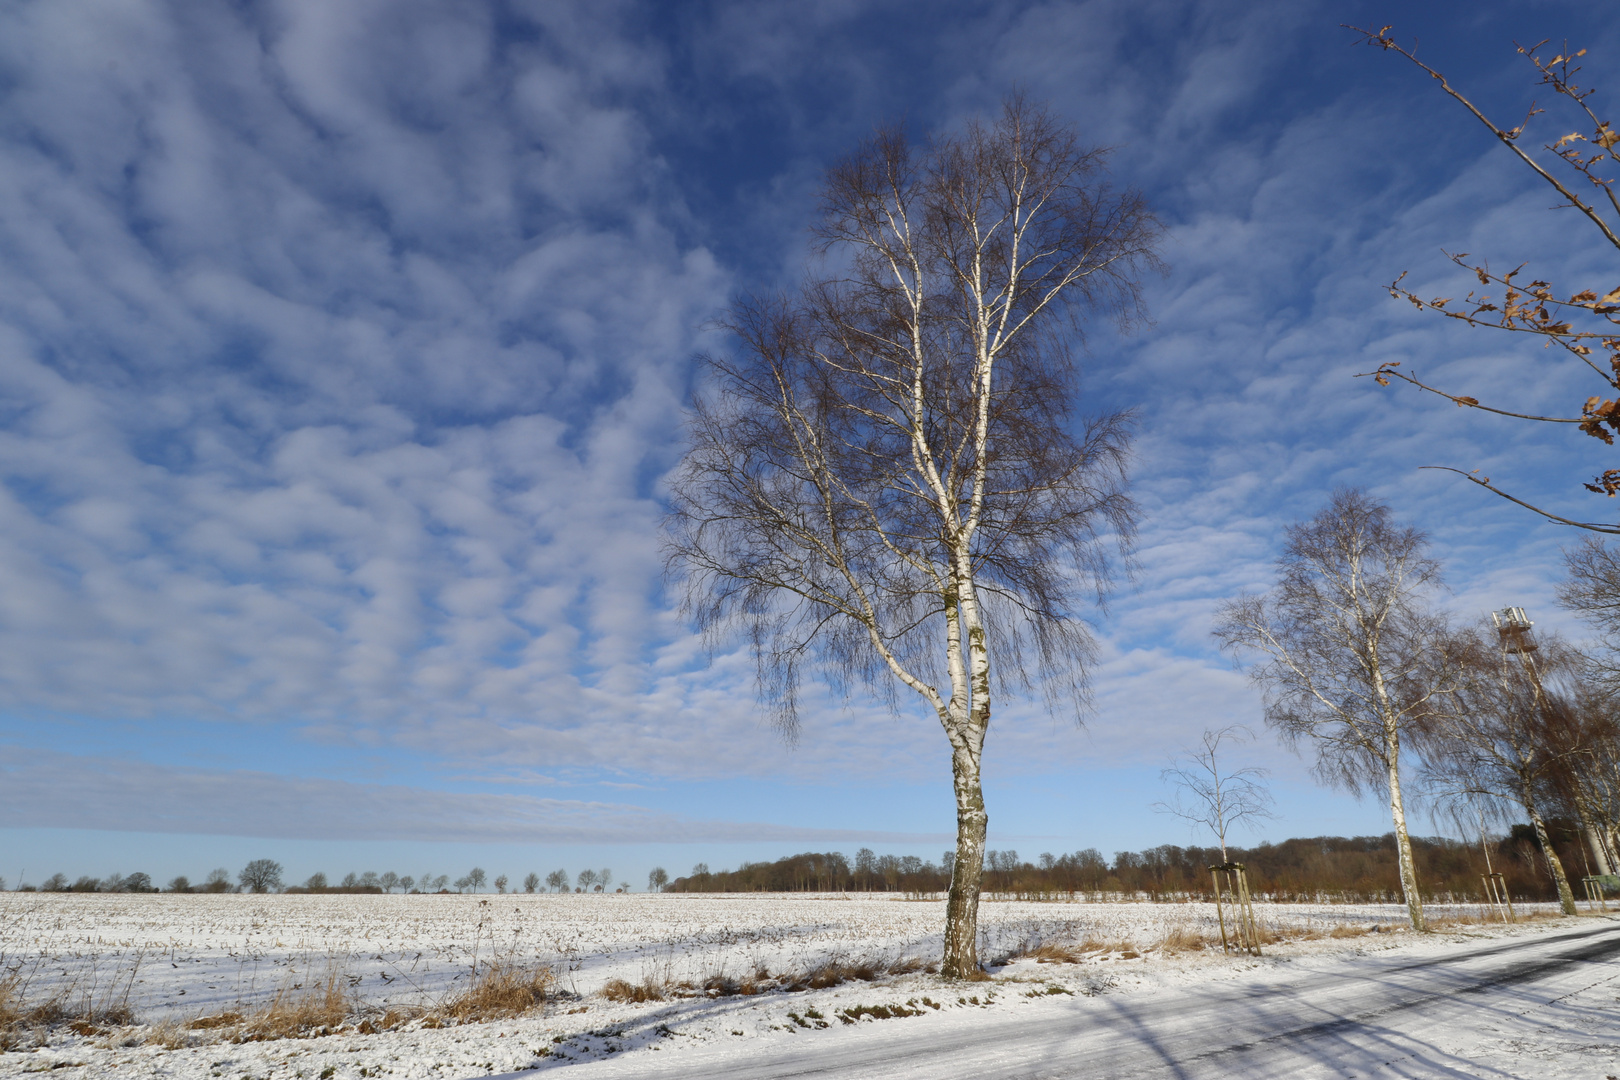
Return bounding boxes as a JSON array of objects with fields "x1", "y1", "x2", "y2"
[{"x1": 508, "y1": 919, "x2": 1620, "y2": 1079}]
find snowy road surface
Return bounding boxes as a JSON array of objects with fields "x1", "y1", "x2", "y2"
[{"x1": 526, "y1": 918, "x2": 1620, "y2": 1079}]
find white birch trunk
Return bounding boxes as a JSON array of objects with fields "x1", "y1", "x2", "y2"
[
  {"x1": 1386, "y1": 745, "x2": 1426, "y2": 931},
  {"x1": 1525, "y1": 795, "x2": 1579, "y2": 915},
  {"x1": 1584, "y1": 823, "x2": 1613, "y2": 876},
  {"x1": 1371, "y1": 640, "x2": 1426, "y2": 931},
  {"x1": 939, "y1": 540, "x2": 993, "y2": 977}
]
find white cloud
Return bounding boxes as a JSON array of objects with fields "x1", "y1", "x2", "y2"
[
  {"x1": 1, "y1": 0, "x2": 1616, "y2": 847},
  {"x1": 0, "y1": 1, "x2": 734, "y2": 764},
  {"x1": 0, "y1": 745, "x2": 947, "y2": 844}
]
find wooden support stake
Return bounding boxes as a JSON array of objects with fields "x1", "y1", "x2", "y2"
[
  {"x1": 1211, "y1": 869, "x2": 1230, "y2": 954},
  {"x1": 1208, "y1": 862, "x2": 1260, "y2": 956},
  {"x1": 1492, "y1": 873, "x2": 1515, "y2": 923}
]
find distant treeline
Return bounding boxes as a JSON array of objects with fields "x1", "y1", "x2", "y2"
[
  {"x1": 665, "y1": 825, "x2": 1599, "y2": 904},
  {"x1": 12, "y1": 863, "x2": 624, "y2": 895}
]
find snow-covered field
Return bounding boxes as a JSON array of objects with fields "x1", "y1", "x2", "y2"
[{"x1": 0, "y1": 892, "x2": 1586, "y2": 1078}]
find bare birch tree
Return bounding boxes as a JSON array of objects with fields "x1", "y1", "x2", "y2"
[
  {"x1": 1425, "y1": 625, "x2": 1584, "y2": 914},
  {"x1": 1559, "y1": 537, "x2": 1620, "y2": 685},
  {"x1": 1555, "y1": 539, "x2": 1620, "y2": 866},
  {"x1": 665, "y1": 96, "x2": 1162, "y2": 977},
  {"x1": 1537, "y1": 683, "x2": 1620, "y2": 877},
  {"x1": 1152, "y1": 725, "x2": 1275, "y2": 861},
  {"x1": 1213, "y1": 490, "x2": 1456, "y2": 930}
]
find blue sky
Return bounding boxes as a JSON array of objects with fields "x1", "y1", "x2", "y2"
[{"x1": 2, "y1": 0, "x2": 1618, "y2": 890}]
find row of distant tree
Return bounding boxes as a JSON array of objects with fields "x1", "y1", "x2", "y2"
[
  {"x1": 8, "y1": 861, "x2": 641, "y2": 894},
  {"x1": 288, "y1": 867, "x2": 632, "y2": 894},
  {"x1": 19, "y1": 869, "x2": 228, "y2": 894},
  {"x1": 17, "y1": 862, "x2": 290, "y2": 894},
  {"x1": 664, "y1": 830, "x2": 1599, "y2": 904},
  {"x1": 11, "y1": 827, "x2": 1596, "y2": 902}
]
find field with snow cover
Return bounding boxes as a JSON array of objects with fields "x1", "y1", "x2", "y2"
[{"x1": 0, "y1": 891, "x2": 1576, "y2": 1078}]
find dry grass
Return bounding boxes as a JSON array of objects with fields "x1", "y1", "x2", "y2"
[
  {"x1": 159, "y1": 961, "x2": 541, "y2": 1044},
  {"x1": 835, "y1": 1001, "x2": 925, "y2": 1023},
  {"x1": 697, "y1": 965, "x2": 776, "y2": 997},
  {"x1": 439, "y1": 961, "x2": 554, "y2": 1023},
  {"x1": 142, "y1": 1018, "x2": 200, "y2": 1050},
  {"x1": 1329, "y1": 923, "x2": 1381, "y2": 938},
  {"x1": 359, "y1": 1008, "x2": 419, "y2": 1034},
  {"x1": 1155, "y1": 926, "x2": 1209, "y2": 954},
  {"x1": 164, "y1": 957, "x2": 553, "y2": 1040},
  {"x1": 1021, "y1": 943, "x2": 1085, "y2": 964},
  {"x1": 233, "y1": 971, "x2": 351, "y2": 1041},
  {"x1": 786, "y1": 956, "x2": 926, "y2": 990},
  {"x1": 608, "y1": 954, "x2": 933, "y2": 1003},
  {"x1": 0, "y1": 974, "x2": 26, "y2": 1051},
  {"x1": 885, "y1": 956, "x2": 927, "y2": 976},
  {"x1": 1012, "y1": 935, "x2": 1144, "y2": 965},
  {"x1": 1277, "y1": 921, "x2": 1397, "y2": 940},
  {"x1": 601, "y1": 977, "x2": 665, "y2": 1003},
  {"x1": 1426, "y1": 907, "x2": 1570, "y2": 931},
  {"x1": 1, "y1": 966, "x2": 141, "y2": 1049},
  {"x1": 796, "y1": 959, "x2": 876, "y2": 989}
]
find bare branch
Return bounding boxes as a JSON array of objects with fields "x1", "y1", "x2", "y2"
[{"x1": 1418, "y1": 466, "x2": 1620, "y2": 534}]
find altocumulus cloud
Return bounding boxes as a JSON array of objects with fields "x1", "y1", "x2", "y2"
[
  {"x1": 0, "y1": 747, "x2": 945, "y2": 844},
  {"x1": 3, "y1": 0, "x2": 1620, "y2": 847},
  {"x1": 0, "y1": 2, "x2": 726, "y2": 752}
]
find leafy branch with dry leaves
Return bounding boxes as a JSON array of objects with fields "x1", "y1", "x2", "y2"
[{"x1": 1350, "y1": 25, "x2": 1620, "y2": 529}]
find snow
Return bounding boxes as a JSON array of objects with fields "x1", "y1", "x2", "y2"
[{"x1": 0, "y1": 892, "x2": 1610, "y2": 1079}]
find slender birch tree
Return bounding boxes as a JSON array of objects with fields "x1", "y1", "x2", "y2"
[
  {"x1": 1425, "y1": 625, "x2": 1584, "y2": 914},
  {"x1": 1556, "y1": 540, "x2": 1620, "y2": 866},
  {"x1": 1213, "y1": 490, "x2": 1457, "y2": 930},
  {"x1": 1152, "y1": 725, "x2": 1276, "y2": 862},
  {"x1": 665, "y1": 96, "x2": 1162, "y2": 977}
]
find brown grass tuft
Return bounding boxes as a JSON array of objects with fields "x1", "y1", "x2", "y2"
[
  {"x1": 1425, "y1": 908, "x2": 1564, "y2": 931},
  {"x1": 1329, "y1": 923, "x2": 1377, "y2": 938},
  {"x1": 1014, "y1": 936, "x2": 1146, "y2": 964},
  {"x1": 1022, "y1": 943, "x2": 1084, "y2": 964},
  {"x1": 143, "y1": 1018, "x2": 200, "y2": 1050},
  {"x1": 601, "y1": 977, "x2": 665, "y2": 1003},
  {"x1": 886, "y1": 956, "x2": 925, "y2": 976},
  {"x1": 235, "y1": 972, "x2": 351, "y2": 1041},
  {"x1": 1, "y1": 971, "x2": 139, "y2": 1049},
  {"x1": 778, "y1": 959, "x2": 874, "y2": 992},
  {"x1": 1155, "y1": 926, "x2": 1208, "y2": 954},
  {"x1": 0, "y1": 975, "x2": 16, "y2": 1032},
  {"x1": 671, "y1": 954, "x2": 924, "y2": 997},
  {"x1": 440, "y1": 961, "x2": 554, "y2": 1023},
  {"x1": 736, "y1": 966, "x2": 774, "y2": 996},
  {"x1": 355, "y1": 1008, "x2": 417, "y2": 1034}
]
